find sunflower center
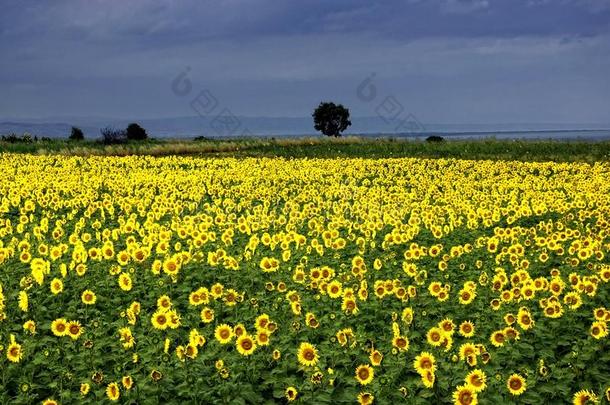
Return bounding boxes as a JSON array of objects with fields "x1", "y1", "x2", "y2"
[
  {"x1": 459, "y1": 391, "x2": 473, "y2": 404},
  {"x1": 358, "y1": 368, "x2": 370, "y2": 380},
  {"x1": 304, "y1": 349, "x2": 315, "y2": 360}
]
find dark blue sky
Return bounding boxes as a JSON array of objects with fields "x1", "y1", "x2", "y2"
[{"x1": 1, "y1": 0, "x2": 609, "y2": 124}]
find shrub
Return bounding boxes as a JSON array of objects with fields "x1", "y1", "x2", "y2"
[
  {"x1": 426, "y1": 135, "x2": 445, "y2": 142},
  {"x1": 126, "y1": 123, "x2": 148, "y2": 141},
  {"x1": 100, "y1": 127, "x2": 127, "y2": 145},
  {"x1": 69, "y1": 127, "x2": 84, "y2": 141},
  {"x1": 1, "y1": 133, "x2": 34, "y2": 143}
]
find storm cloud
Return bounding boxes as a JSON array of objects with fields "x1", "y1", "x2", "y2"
[{"x1": 1, "y1": 0, "x2": 609, "y2": 124}]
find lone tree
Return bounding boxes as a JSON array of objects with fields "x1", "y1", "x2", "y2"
[
  {"x1": 69, "y1": 126, "x2": 84, "y2": 141},
  {"x1": 126, "y1": 123, "x2": 148, "y2": 141},
  {"x1": 312, "y1": 102, "x2": 351, "y2": 137}
]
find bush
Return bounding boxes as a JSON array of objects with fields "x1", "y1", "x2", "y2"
[
  {"x1": 100, "y1": 127, "x2": 127, "y2": 145},
  {"x1": 69, "y1": 127, "x2": 84, "y2": 141},
  {"x1": 126, "y1": 123, "x2": 148, "y2": 141},
  {"x1": 1, "y1": 133, "x2": 34, "y2": 143},
  {"x1": 426, "y1": 135, "x2": 445, "y2": 142}
]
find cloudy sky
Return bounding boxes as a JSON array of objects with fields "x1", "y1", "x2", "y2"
[{"x1": 1, "y1": 0, "x2": 609, "y2": 125}]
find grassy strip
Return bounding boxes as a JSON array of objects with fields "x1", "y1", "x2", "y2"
[{"x1": 1, "y1": 136, "x2": 609, "y2": 162}]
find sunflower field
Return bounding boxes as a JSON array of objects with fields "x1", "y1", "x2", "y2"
[{"x1": 0, "y1": 154, "x2": 609, "y2": 405}]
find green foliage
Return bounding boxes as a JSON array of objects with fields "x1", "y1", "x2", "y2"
[{"x1": 0, "y1": 136, "x2": 609, "y2": 162}]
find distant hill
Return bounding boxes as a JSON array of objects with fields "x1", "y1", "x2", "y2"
[
  {"x1": 0, "y1": 122, "x2": 99, "y2": 138},
  {"x1": 1, "y1": 116, "x2": 609, "y2": 139}
]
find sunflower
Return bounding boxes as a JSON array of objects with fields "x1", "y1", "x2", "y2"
[
  {"x1": 426, "y1": 327, "x2": 444, "y2": 347},
  {"x1": 117, "y1": 273, "x2": 133, "y2": 291},
  {"x1": 7, "y1": 341, "x2": 23, "y2": 363},
  {"x1": 175, "y1": 345, "x2": 186, "y2": 361},
  {"x1": 167, "y1": 310, "x2": 181, "y2": 329},
  {"x1": 122, "y1": 375, "x2": 133, "y2": 390},
  {"x1": 67, "y1": 321, "x2": 83, "y2": 340},
  {"x1": 459, "y1": 343, "x2": 477, "y2": 362},
  {"x1": 255, "y1": 314, "x2": 270, "y2": 330},
  {"x1": 163, "y1": 259, "x2": 179, "y2": 276},
  {"x1": 421, "y1": 370, "x2": 435, "y2": 388},
  {"x1": 80, "y1": 383, "x2": 91, "y2": 396},
  {"x1": 327, "y1": 280, "x2": 343, "y2": 298},
  {"x1": 573, "y1": 389, "x2": 598, "y2": 404},
  {"x1": 428, "y1": 281, "x2": 443, "y2": 297},
  {"x1": 236, "y1": 334, "x2": 257, "y2": 356},
  {"x1": 23, "y1": 320, "x2": 36, "y2": 334},
  {"x1": 256, "y1": 330, "x2": 270, "y2": 346},
  {"x1": 150, "y1": 369, "x2": 163, "y2": 382},
  {"x1": 342, "y1": 297, "x2": 358, "y2": 314},
  {"x1": 440, "y1": 318, "x2": 455, "y2": 335},
  {"x1": 51, "y1": 318, "x2": 68, "y2": 336},
  {"x1": 41, "y1": 400, "x2": 59, "y2": 405},
  {"x1": 517, "y1": 310, "x2": 534, "y2": 330},
  {"x1": 465, "y1": 369, "x2": 487, "y2": 392},
  {"x1": 453, "y1": 385, "x2": 478, "y2": 405},
  {"x1": 155, "y1": 296, "x2": 171, "y2": 311},
  {"x1": 358, "y1": 392, "x2": 374, "y2": 405},
  {"x1": 223, "y1": 289, "x2": 239, "y2": 306},
  {"x1": 151, "y1": 311, "x2": 169, "y2": 330},
  {"x1": 234, "y1": 323, "x2": 246, "y2": 337},
  {"x1": 414, "y1": 352, "x2": 436, "y2": 375},
  {"x1": 106, "y1": 382, "x2": 120, "y2": 401},
  {"x1": 503, "y1": 327, "x2": 520, "y2": 340},
  {"x1": 458, "y1": 289, "x2": 476, "y2": 305},
  {"x1": 392, "y1": 335, "x2": 410, "y2": 352},
  {"x1": 130, "y1": 300, "x2": 141, "y2": 314},
  {"x1": 81, "y1": 290, "x2": 97, "y2": 305},
  {"x1": 305, "y1": 313, "x2": 319, "y2": 329},
  {"x1": 119, "y1": 327, "x2": 135, "y2": 349},
  {"x1": 401, "y1": 307, "x2": 414, "y2": 324},
  {"x1": 590, "y1": 321, "x2": 609, "y2": 339},
  {"x1": 459, "y1": 321, "x2": 475, "y2": 338},
  {"x1": 200, "y1": 307, "x2": 214, "y2": 323},
  {"x1": 266, "y1": 321, "x2": 278, "y2": 333},
  {"x1": 18, "y1": 291, "x2": 28, "y2": 312},
  {"x1": 507, "y1": 374, "x2": 526, "y2": 396},
  {"x1": 355, "y1": 365, "x2": 374, "y2": 385},
  {"x1": 370, "y1": 349, "x2": 383, "y2": 366},
  {"x1": 593, "y1": 308, "x2": 607, "y2": 321},
  {"x1": 214, "y1": 324, "x2": 234, "y2": 344},
  {"x1": 50, "y1": 278, "x2": 63, "y2": 295},
  {"x1": 490, "y1": 331, "x2": 505, "y2": 347},
  {"x1": 285, "y1": 386, "x2": 298, "y2": 402},
  {"x1": 185, "y1": 344, "x2": 198, "y2": 359},
  {"x1": 504, "y1": 313, "x2": 516, "y2": 325},
  {"x1": 297, "y1": 342, "x2": 319, "y2": 367}
]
